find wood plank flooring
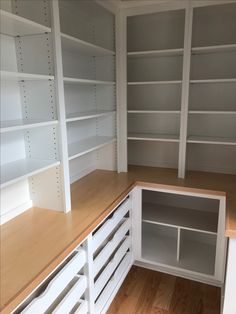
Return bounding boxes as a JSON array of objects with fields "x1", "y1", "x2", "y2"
[{"x1": 107, "y1": 266, "x2": 221, "y2": 314}]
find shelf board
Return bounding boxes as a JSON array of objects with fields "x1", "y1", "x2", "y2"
[
  {"x1": 0, "y1": 119, "x2": 58, "y2": 133},
  {"x1": 1, "y1": 70, "x2": 54, "y2": 81},
  {"x1": 0, "y1": 9, "x2": 51, "y2": 37},
  {"x1": 190, "y1": 78, "x2": 236, "y2": 84},
  {"x1": 0, "y1": 158, "x2": 60, "y2": 188},
  {"x1": 128, "y1": 80, "x2": 182, "y2": 86},
  {"x1": 128, "y1": 110, "x2": 180, "y2": 114},
  {"x1": 142, "y1": 202, "x2": 218, "y2": 234},
  {"x1": 127, "y1": 48, "x2": 183, "y2": 58},
  {"x1": 63, "y1": 77, "x2": 115, "y2": 85},
  {"x1": 68, "y1": 136, "x2": 116, "y2": 160},
  {"x1": 192, "y1": 44, "x2": 236, "y2": 54},
  {"x1": 189, "y1": 110, "x2": 236, "y2": 115},
  {"x1": 187, "y1": 136, "x2": 236, "y2": 146},
  {"x1": 128, "y1": 133, "x2": 179, "y2": 143},
  {"x1": 66, "y1": 110, "x2": 115, "y2": 123},
  {"x1": 61, "y1": 33, "x2": 115, "y2": 56}
]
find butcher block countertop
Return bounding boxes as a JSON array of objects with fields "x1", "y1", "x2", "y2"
[{"x1": 1, "y1": 166, "x2": 236, "y2": 313}]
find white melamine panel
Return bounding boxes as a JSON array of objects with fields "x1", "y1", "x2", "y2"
[
  {"x1": 189, "y1": 81, "x2": 236, "y2": 111},
  {"x1": 188, "y1": 114, "x2": 236, "y2": 140},
  {"x1": 179, "y1": 230, "x2": 216, "y2": 275},
  {"x1": 128, "y1": 133, "x2": 179, "y2": 142},
  {"x1": 143, "y1": 202, "x2": 218, "y2": 234},
  {"x1": 69, "y1": 152, "x2": 97, "y2": 183},
  {"x1": 128, "y1": 55, "x2": 183, "y2": 82},
  {"x1": 128, "y1": 141, "x2": 179, "y2": 169},
  {"x1": 190, "y1": 51, "x2": 236, "y2": 80},
  {"x1": 128, "y1": 113, "x2": 180, "y2": 137},
  {"x1": 0, "y1": 119, "x2": 58, "y2": 133},
  {"x1": 73, "y1": 300, "x2": 88, "y2": 314},
  {"x1": 127, "y1": 9, "x2": 185, "y2": 52},
  {"x1": 0, "y1": 180, "x2": 31, "y2": 224},
  {"x1": 61, "y1": 33, "x2": 114, "y2": 56},
  {"x1": 96, "y1": 141, "x2": 117, "y2": 172},
  {"x1": 128, "y1": 84, "x2": 182, "y2": 111},
  {"x1": 66, "y1": 110, "x2": 115, "y2": 123},
  {"x1": 22, "y1": 249, "x2": 86, "y2": 314},
  {"x1": 63, "y1": 77, "x2": 114, "y2": 85},
  {"x1": 186, "y1": 144, "x2": 236, "y2": 174},
  {"x1": 192, "y1": 3, "x2": 236, "y2": 47},
  {"x1": 142, "y1": 222, "x2": 178, "y2": 266},
  {"x1": 6, "y1": 0, "x2": 51, "y2": 28},
  {"x1": 128, "y1": 48, "x2": 183, "y2": 58},
  {"x1": 59, "y1": 0, "x2": 115, "y2": 51},
  {"x1": 192, "y1": 44, "x2": 236, "y2": 54},
  {"x1": 0, "y1": 80, "x2": 22, "y2": 121},
  {"x1": 0, "y1": 34, "x2": 18, "y2": 71},
  {"x1": 0, "y1": 9, "x2": 51, "y2": 37},
  {"x1": 1, "y1": 70, "x2": 54, "y2": 81}
]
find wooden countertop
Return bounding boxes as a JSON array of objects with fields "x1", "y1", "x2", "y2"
[{"x1": 1, "y1": 166, "x2": 236, "y2": 313}]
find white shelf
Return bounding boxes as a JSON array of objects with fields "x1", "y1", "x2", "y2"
[
  {"x1": 142, "y1": 202, "x2": 218, "y2": 234},
  {"x1": 128, "y1": 133, "x2": 179, "y2": 143},
  {"x1": 142, "y1": 223, "x2": 178, "y2": 266},
  {"x1": 66, "y1": 110, "x2": 115, "y2": 123},
  {"x1": 128, "y1": 80, "x2": 182, "y2": 86},
  {"x1": 192, "y1": 44, "x2": 236, "y2": 54},
  {"x1": 1, "y1": 158, "x2": 60, "y2": 188},
  {"x1": 128, "y1": 110, "x2": 180, "y2": 114},
  {"x1": 64, "y1": 77, "x2": 115, "y2": 85},
  {"x1": 1, "y1": 70, "x2": 54, "y2": 81},
  {"x1": 127, "y1": 48, "x2": 183, "y2": 58},
  {"x1": 189, "y1": 111, "x2": 236, "y2": 115},
  {"x1": 0, "y1": 9, "x2": 51, "y2": 37},
  {"x1": 190, "y1": 78, "x2": 236, "y2": 84},
  {"x1": 68, "y1": 136, "x2": 116, "y2": 160},
  {"x1": 61, "y1": 33, "x2": 115, "y2": 56},
  {"x1": 187, "y1": 136, "x2": 236, "y2": 146},
  {"x1": 0, "y1": 119, "x2": 58, "y2": 133}
]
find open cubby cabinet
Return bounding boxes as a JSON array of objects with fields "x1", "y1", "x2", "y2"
[
  {"x1": 0, "y1": 0, "x2": 116, "y2": 223},
  {"x1": 125, "y1": 1, "x2": 236, "y2": 177},
  {"x1": 132, "y1": 187, "x2": 227, "y2": 284}
]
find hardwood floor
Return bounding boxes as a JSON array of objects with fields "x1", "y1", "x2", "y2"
[{"x1": 107, "y1": 266, "x2": 221, "y2": 314}]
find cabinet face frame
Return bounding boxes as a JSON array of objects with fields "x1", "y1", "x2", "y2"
[{"x1": 133, "y1": 185, "x2": 227, "y2": 286}]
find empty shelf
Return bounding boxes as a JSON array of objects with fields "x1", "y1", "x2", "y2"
[
  {"x1": 127, "y1": 48, "x2": 183, "y2": 58},
  {"x1": 64, "y1": 77, "x2": 115, "y2": 85},
  {"x1": 192, "y1": 44, "x2": 236, "y2": 54},
  {"x1": 128, "y1": 133, "x2": 179, "y2": 142},
  {"x1": 66, "y1": 110, "x2": 115, "y2": 122},
  {"x1": 190, "y1": 78, "x2": 236, "y2": 84},
  {"x1": 1, "y1": 71, "x2": 54, "y2": 81},
  {"x1": 187, "y1": 136, "x2": 236, "y2": 145},
  {"x1": 128, "y1": 110, "x2": 180, "y2": 114},
  {"x1": 142, "y1": 202, "x2": 218, "y2": 233},
  {"x1": 68, "y1": 136, "x2": 116, "y2": 160},
  {"x1": 1, "y1": 158, "x2": 60, "y2": 188},
  {"x1": 0, "y1": 119, "x2": 58, "y2": 133},
  {"x1": 189, "y1": 111, "x2": 236, "y2": 115},
  {"x1": 61, "y1": 33, "x2": 115, "y2": 56},
  {"x1": 128, "y1": 80, "x2": 182, "y2": 85},
  {"x1": 0, "y1": 9, "x2": 51, "y2": 37}
]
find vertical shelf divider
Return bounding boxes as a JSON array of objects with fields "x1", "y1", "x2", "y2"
[
  {"x1": 178, "y1": 2, "x2": 193, "y2": 178},
  {"x1": 51, "y1": 0, "x2": 71, "y2": 212},
  {"x1": 177, "y1": 227, "x2": 181, "y2": 262}
]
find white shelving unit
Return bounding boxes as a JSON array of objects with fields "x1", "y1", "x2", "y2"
[{"x1": 127, "y1": 8, "x2": 185, "y2": 170}]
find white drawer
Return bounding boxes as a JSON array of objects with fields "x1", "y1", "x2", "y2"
[
  {"x1": 92, "y1": 198, "x2": 131, "y2": 253},
  {"x1": 73, "y1": 300, "x2": 88, "y2": 314},
  {"x1": 22, "y1": 249, "x2": 86, "y2": 314},
  {"x1": 94, "y1": 236, "x2": 131, "y2": 299},
  {"x1": 52, "y1": 275, "x2": 87, "y2": 314},
  {"x1": 95, "y1": 252, "x2": 132, "y2": 314},
  {"x1": 94, "y1": 218, "x2": 131, "y2": 277}
]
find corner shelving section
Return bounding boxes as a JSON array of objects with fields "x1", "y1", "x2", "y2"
[
  {"x1": 127, "y1": 8, "x2": 185, "y2": 170},
  {"x1": 0, "y1": 2, "x2": 67, "y2": 224},
  {"x1": 186, "y1": 2, "x2": 236, "y2": 175},
  {"x1": 59, "y1": 0, "x2": 117, "y2": 183}
]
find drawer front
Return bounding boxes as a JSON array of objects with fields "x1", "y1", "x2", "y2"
[
  {"x1": 95, "y1": 252, "x2": 132, "y2": 314},
  {"x1": 52, "y1": 275, "x2": 87, "y2": 314},
  {"x1": 92, "y1": 197, "x2": 131, "y2": 253},
  {"x1": 94, "y1": 217, "x2": 131, "y2": 277},
  {"x1": 94, "y1": 236, "x2": 131, "y2": 300},
  {"x1": 22, "y1": 249, "x2": 86, "y2": 313}
]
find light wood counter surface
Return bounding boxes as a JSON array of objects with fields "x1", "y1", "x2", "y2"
[{"x1": 1, "y1": 166, "x2": 236, "y2": 313}]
